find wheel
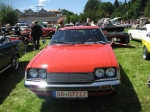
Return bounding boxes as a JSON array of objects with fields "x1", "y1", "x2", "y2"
[
  {"x1": 87, "y1": 38, "x2": 99, "y2": 42},
  {"x1": 11, "y1": 55, "x2": 19, "y2": 70},
  {"x1": 129, "y1": 34, "x2": 132, "y2": 40},
  {"x1": 121, "y1": 33, "x2": 130, "y2": 44},
  {"x1": 143, "y1": 46, "x2": 150, "y2": 60}
]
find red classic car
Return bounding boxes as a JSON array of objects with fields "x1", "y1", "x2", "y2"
[
  {"x1": 21, "y1": 25, "x2": 55, "y2": 38},
  {"x1": 24, "y1": 26, "x2": 121, "y2": 98}
]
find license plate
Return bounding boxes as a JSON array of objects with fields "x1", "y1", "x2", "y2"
[{"x1": 52, "y1": 91, "x2": 88, "y2": 98}]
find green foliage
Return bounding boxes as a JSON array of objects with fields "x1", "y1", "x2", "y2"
[
  {"x1": 99, "y1": 2, "x2": 114, "y2": 18},
  {"x1": 0, "y1": 3, "x2": 18, "y2": 26},
  {"x1": 144, "y1": 2, "x2": 150, "y2": 17},
  {"x1": 84, "y1": 0, "x2": 99, "y2": 22},
  {"x1": 114, "y1": 0, "x2": 119, "y2": 8}
]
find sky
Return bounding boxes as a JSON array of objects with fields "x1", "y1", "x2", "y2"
[{"x1": 0, "y1": 0, "x2": 128, "y2": 14}]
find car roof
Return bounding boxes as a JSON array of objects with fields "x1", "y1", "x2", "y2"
[{"x1": 59, "y1": 26, "x2": 99, "y2": 30}]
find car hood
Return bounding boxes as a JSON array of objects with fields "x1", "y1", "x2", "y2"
[{"x1": 28, "y1": 44, "x2": 118, "y2": 72}]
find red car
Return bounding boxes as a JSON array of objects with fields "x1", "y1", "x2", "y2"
[
  {"x1": 24, "y1": 26, "x2": 121, "y2": 98},
  {"x1": 21, "y1": 25, "x2": 55, "y2": 38}
]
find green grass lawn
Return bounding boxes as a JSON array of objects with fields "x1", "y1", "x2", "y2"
[{"x1": 0, "y1": 38, "x2": 150, "y2": 112}]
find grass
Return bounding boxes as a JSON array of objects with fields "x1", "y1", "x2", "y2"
[{"x1": 0, "y1": 37, "x2": 150, "y2": 112}]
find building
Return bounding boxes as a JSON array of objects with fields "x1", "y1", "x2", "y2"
[{"x1": 15, "y1": 8, "x2": 66, "y2": 25}]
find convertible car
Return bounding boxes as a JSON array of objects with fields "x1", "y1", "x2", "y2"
[
  {"x1": 128, "y1": 23, "x2": 150, "y2": 41},
  {"x1": 24, "y1": 26, "x2": 121, "y2": 98},
  {"x1": 0, "y1": 36, "x2": 24, "y2": 74}
]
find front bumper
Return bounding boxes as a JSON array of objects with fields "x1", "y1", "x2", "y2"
[{"x1": 24, "y1": 80, "x2": 120, "y2": 96}]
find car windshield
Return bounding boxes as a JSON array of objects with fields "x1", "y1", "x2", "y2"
[{"x1": 50, "y1": 28, "x2": 108, "y2": 44}]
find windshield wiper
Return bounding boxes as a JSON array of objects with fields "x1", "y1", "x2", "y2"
[
  {"x1": 51, "y1": 40, "x2": 74, "y2": 44},
  {"x1": 94, "y1": 41, "x2": 106, "y2": 44},
  {"x1": 75, "y1": 41, "x2": 85, "y2": 44}
]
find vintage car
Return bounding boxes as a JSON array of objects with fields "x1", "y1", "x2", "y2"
[
  {"x1": 128, "y1": 23, "x2": 150, "y2": 41},
  {"x1": 0, "y1": 36, "x2": 24, "y2": 74},
  {"x1": 0, "y1": 26, "x2": 21, "y2": 36},
  {"x1": 40, "y1": 25, "x2": 56, "y2": 38},
  {"x1": 101, "y1": 25, "x2": 130, "y2": 44},
  {"x1": 142, "y1": 32, "x2": 150, "y2": 60},
  {"x1": 24, "y1": 26, "x2": 121, "y2": 98},
  {"x1": 22, "y1": 25, "x2": 55, "y2": 38}
]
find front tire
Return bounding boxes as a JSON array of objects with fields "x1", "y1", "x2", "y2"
[
  {"x1": 143, "y1": 46, "x2": 150, "y2": 60},
  {"x1": 11, "y1": 55, "x2": 19, "y2": 70}
]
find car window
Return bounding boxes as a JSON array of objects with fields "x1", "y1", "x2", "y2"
[{"x1": 50, "y1": 28, "x2": 108, "y2": 44}]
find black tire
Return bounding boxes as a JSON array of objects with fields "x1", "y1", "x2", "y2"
[
  {"x1": 143, "y1": 46, "x2": 150, "y2": 60},
  {"x1": 11, "y1": 55, "x2": 19, "y2": 70},
  {"x1": 121, "y1": 33, "x2": 130, "y2": 44}
]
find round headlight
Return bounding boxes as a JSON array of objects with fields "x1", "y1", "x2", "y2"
[
  {"x1": 95, "y1": 69, "x2": 105, "y2": 78},
  {"x1": 106, "y1": 68, "x2": 115, "y2": 77},
  {"x1": 29, "y1": 69, "x2": 38, "y2": 77},
  {"x1": 38, "y1": 69, "x2": 47, "y2": 78}
]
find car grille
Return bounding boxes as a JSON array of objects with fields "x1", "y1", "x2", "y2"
[{"x1": 47, "y1": 73, "x2": 94, "y2": 83}]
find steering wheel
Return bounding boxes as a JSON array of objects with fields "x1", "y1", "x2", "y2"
[{"x1": 87, "y1": 38, "x2": 99, "y2": 42}]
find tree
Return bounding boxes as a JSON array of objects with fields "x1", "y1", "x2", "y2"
[
  {"x1": 114, "y1": 0, "x2": 119, "y2": 8},
  {"x1": 0, "y1": 3, "x2": 18, "y2": 26},
  {"x1": 24, "y1": 9, "x2": 28, "y2": 13},
  {"x1": 144, "y1": 2, "x2": 150, "y2": 17},
  {"x1": 84, "y1": 0, "x2": 99, "y2": 21},
  {"x1": 98, "y1": 2, "x2": 114, "y2": 18}
]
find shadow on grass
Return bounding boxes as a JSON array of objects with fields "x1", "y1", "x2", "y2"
[
  {"x1": 40, "y1": 64, "x2": 141, "y2": 112},
  {"x1": 111, "y1": 43, "x2": 136, "y2": 49},
  {"x1": 0, "y1": 61, "x2": 29, "y2": 104}
]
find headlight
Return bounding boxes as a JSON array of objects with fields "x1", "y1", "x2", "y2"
[
  {"x1": 106, "y1": 68, "x2": 115, "y2": 77},
  {"x1": 29, "y1": 69, "x2": 38, "y2": 77},
  {"x1": 95, "y1": 69, "x2": 105, "y2": 78},
  {"x1": 38, "y1": 69, "x2": 47, "y2": 78}
]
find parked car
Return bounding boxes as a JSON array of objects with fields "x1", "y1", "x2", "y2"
[
  {"x1": 40, "y1": 25, "x2": 56, "y2": 38},
  {"x1": 0, "y1": 36, "x2": 24, "y2": 74},
  {"x1": 0, "y1": 26, "x2": 21, "y2": 36},
  {"x1": 22, "y1": 25, "x2": 55, "y2": 38},
  {"x1": 101, "y1": 25, "x2": 130, "y2": 44},
  {"x1": 24, "y1": 26, "x2": 121, "y2": 98},
  {"x1": 64, "y1": 24, "x2": 74, "y2": 27},
  {"x1": 142, "y1": 32, "x2": 150, "y2": 60},
  {"x1": 128, "y1": 24, "x2": 150, "y2": 41}
]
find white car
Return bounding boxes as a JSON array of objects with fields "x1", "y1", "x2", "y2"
[{"x1": 128, "y1": 24, "x2": 150, "y2": 41}]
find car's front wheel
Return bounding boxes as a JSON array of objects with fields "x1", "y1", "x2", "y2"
[
  {"x1": 143, "y1": 46, "x2": 150, "y2": 60},
  {"x1": 11, "y1": 55, "x2": 19, "y2": 70}
]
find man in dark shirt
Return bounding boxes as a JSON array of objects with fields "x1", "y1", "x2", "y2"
[{"x1": 31, "y1": 20, "x2": 42, "y2": 50}]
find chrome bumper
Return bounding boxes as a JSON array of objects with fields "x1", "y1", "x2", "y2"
[{"x1": 24, "y1": 80, "x2": 120, "y2": 91}]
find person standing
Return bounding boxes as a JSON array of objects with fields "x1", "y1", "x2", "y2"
[
  {"x1": 55, "y1": 18, "x2": 64, "y2": 31},
  {"x1": 31, "y1": 20, "x2": 42, "y2": 50}
]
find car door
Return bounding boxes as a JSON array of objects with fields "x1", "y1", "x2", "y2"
[
  {"x1": 131, "y1": 28, "x2": 140, "y2": 40},
  {"x1": 0, "y1": 41, "x2": 13, "y2": 70}
]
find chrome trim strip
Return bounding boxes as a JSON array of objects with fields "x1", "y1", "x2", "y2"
[
  {"x1": 24, "y1": 80, "x2": 120, "y2": 90},
  {"x1": 0, "y1": 64, "x2": 12, "y2": 74}
]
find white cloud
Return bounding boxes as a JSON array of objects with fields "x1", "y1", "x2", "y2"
[{"x1": 37, "y1": 0, "x2": 50, "y2": 6}]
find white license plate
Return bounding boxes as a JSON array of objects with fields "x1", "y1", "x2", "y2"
[{"x1": 52, "y1": 91, "x2": 88, "y2": 98}]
